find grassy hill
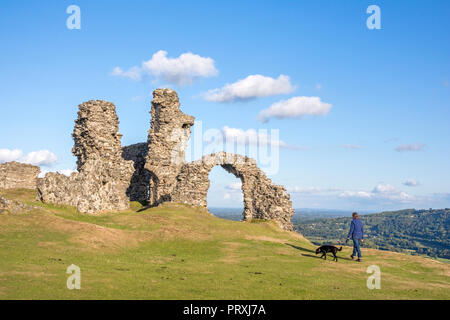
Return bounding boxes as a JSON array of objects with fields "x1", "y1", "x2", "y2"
[
  {"x1": 294, "y1": 209, "x2": 450, "y2": 259},
  {"x1": 0, "y1": 189, "x2": 449, "y2": 300}
]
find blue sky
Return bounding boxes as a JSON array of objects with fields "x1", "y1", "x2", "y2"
[{"x1": 0, "y1": 0, "x2": 449, "y2": 211}]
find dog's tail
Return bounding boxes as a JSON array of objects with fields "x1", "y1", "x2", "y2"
[{"x1": 338, "y1": 246, "x2": 342, "y2": 251}]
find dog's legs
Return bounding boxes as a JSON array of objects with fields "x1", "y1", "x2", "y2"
[{"x1": 319, "y1": 250, "x2": 325, "y2": 259}]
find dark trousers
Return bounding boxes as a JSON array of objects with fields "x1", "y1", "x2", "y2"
[{"x1": 352, "y1": 238, "x2": 362, "y2": 258}]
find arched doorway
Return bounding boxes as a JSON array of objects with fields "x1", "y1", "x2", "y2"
[
  {"x1": 207, "y1": 165, "x2": 244, "y2": 221},
  {"x1": 171, "y1": 152, "x2": 295, "y2": 230}
]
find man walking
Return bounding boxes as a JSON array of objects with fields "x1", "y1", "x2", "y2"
[{"x1": 347, "y1": 212, "x2": 364, "y2": 262}]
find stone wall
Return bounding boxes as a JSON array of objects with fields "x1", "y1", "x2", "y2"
[
  {"x1": 0, "y1": 161, "x2": 40, "y2": 190},
  {"x1": 144, "y1": 89, "x2": 194, "y2": 205},
  {"x1": 171, "y1": 152, "x2": 294, "y2": 230},
  {"x1": 37, "y1": 100, "x2": 134, "y2": 213}
]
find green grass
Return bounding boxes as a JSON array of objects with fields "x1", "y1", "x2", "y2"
[{"x1": 0, "y1": 189, "x2": 449, "y2": 300}]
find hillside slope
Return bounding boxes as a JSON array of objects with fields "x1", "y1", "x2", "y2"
[
  {"x1": 295, "y1": 209, "x2": 449, "y2": 259},
  {"x1": 0, "y1": 189, "x2": 449, "y2": 300}
]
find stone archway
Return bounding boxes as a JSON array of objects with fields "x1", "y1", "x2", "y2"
[
  {"x1": 206, "y1": 165, "x2": 244, "y2": 215},
  {"x1": 171, "y1": 152, "x2": 294, "y2": 230}
]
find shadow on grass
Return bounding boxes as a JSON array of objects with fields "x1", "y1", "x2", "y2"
[
  {"x1": 285, "y1": 243, "x2": 315, "y2": 253},
  {"x1": 137, "y1": 206, "x2": 150, "y2": 213},
  {"x1": 286, "y1": 243, "x2": 353, "y2": 261},
  {"x1": 137, "y1": 202, "x2": 158, "y2": 212}
]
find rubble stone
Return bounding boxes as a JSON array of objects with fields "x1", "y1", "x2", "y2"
[
  {"x1": 37, "y1": 100, "x2": 134, "y2": 213},
  {"x1": 0, "y1": 194, "x2": 30, "y2": 213},
  {"x1": 0, "y1": 195, "x2": 11, "y2": 210},
  {"x1": 0, "y1": 161, "x2": 40, "y2": 190}
]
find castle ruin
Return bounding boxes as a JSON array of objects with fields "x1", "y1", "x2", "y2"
[
  {"x1": 36, "y1": 89, "x2": 294, "y2": 230},
  {"x1": 0, "y1": 161, "x2": 40, "y2": 190},
  {"x1": 37, "y1": 100, "x2": 135, "y2": 213}
]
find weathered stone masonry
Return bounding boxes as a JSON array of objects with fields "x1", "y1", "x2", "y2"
[
  {"x1": 144, "y1": 89, "x2": 293, "y2": 230},
  {"x1": 0, "y1": 162, "x2": 40, "y2": 190},
  {"x1": 144, "y1": 89, "x2": 195, "y2": 205},
  {"x1": 36, "y1": 89, "x2": 294, "y2": 230},
  {"x1": 37, "y1": 100, "x2": 134, "y2": 213},
  {"x1": 171, "y1": 152, "x2": 294, "y2": 230}
]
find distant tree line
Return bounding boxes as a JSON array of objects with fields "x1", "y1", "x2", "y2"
[{"x1": 293, "y1": 209, "x2": 450, "y2": 260}]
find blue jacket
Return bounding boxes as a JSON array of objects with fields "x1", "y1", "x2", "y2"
[{"x1": 347, "y1": 219, "x2": 364, "y2": 239}]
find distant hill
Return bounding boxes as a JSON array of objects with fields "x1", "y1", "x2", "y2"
[
  {"x1": 294, "y1": 209, "x2": 450, "y2": 259},
  {"x1": 292, "y1": 209, "x2": 367, "y2": 222},
  {"x1": 208, "y1": 207, "x2": 242, "y2": 221},
  {"x1": 209, "y1": 207, "x2": 373, "y2": 223}
]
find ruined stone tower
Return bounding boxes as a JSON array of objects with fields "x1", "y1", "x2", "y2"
[
  {"x1": 144, "y1": 89, "x2": 194, "y2": 205},
  {"x1": 37, "y1": 100, "x2": 134, "y2": 213}
]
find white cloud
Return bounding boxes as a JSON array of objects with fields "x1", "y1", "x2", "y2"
[
  {"x1": 112, "y1": 50, "x2": 218, "y2": 86},
  {"x1": 288, "y1": 186, "x2": 341, "y2": 194},
  {"x1": 58, "y1": 169, "x2": 76, "y2": 176},
  {"x1": 0, "y1": 149, "x2": 23, "y2": 163},
  {"x1": 258, "y1": 96, "x2": 332, "y2": 123},
  {"x1": 343, "y1": 144, "x2": 361, "y2": 150},
  {"x1": 403, "y1": 179, "x2": 420, "y2": 187},
  {"x1": 222, "y1": 188, "x2": 243, "y2": 202},
  {"x1": 225, "y1": 182, "x2": 242, "y2": 191},
  {"x1": 395, "y1": 143, "x2": 426, "y2": 152},
  {"x1": 372, "y1": 184, "x2": 398, "y2": 194},
  {"x1": 111, "y1": 66, "x2": 142, "y2": 81},
  {"x1": 397, "y1": 192, "x2": 414, "y2": 201},
  {"x1": 339, "y1": 190, "x2": 373, "y2": 199},
  {"x1": 340, "y1": 184, "x2": 413, "y2": 202},
  {"x1": 20, "y1": 150, "x2": 57, "y2": 166},
  {"x1": 211, "y1": 126, "x2": 300, "y2": 150},
  {"x1": 38, "y1": 170, "x2": 47, "y2": 178},
  {"x1": 204, "y1": 74, "x2": 295, "y2": 102},
  {"x1": 0, "y1": 149, "x2": 57, "y2": 167},
  {"x1": 372, "y1": 184, "x2": 413, "y2": 201}
]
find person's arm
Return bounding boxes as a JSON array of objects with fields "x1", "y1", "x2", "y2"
[
  {"x1": 361, "y1": 222, "x2": 364, "y2": 241},
  {"x1": 347, "y1": 220, "x2": 354, "y2": 239}
]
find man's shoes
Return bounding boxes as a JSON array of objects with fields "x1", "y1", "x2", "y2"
[
  {"x1": 350, "y1": 255, "x2": 354, "y2": 260},
  {"x1": 356, "y1": 259, "x2": 361, "y2": 262}
]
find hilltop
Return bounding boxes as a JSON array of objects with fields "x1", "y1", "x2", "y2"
[
  {"x1": 295, "y1": 209, "x2": 450, "y2": 260},
  {"x1": 0, "y1": 189, "x2": 449, "y2": 300}
]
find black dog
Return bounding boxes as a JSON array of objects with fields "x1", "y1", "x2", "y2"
[{"x1": 315, "y1": 245, "x2": 342, "y2": 262}]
